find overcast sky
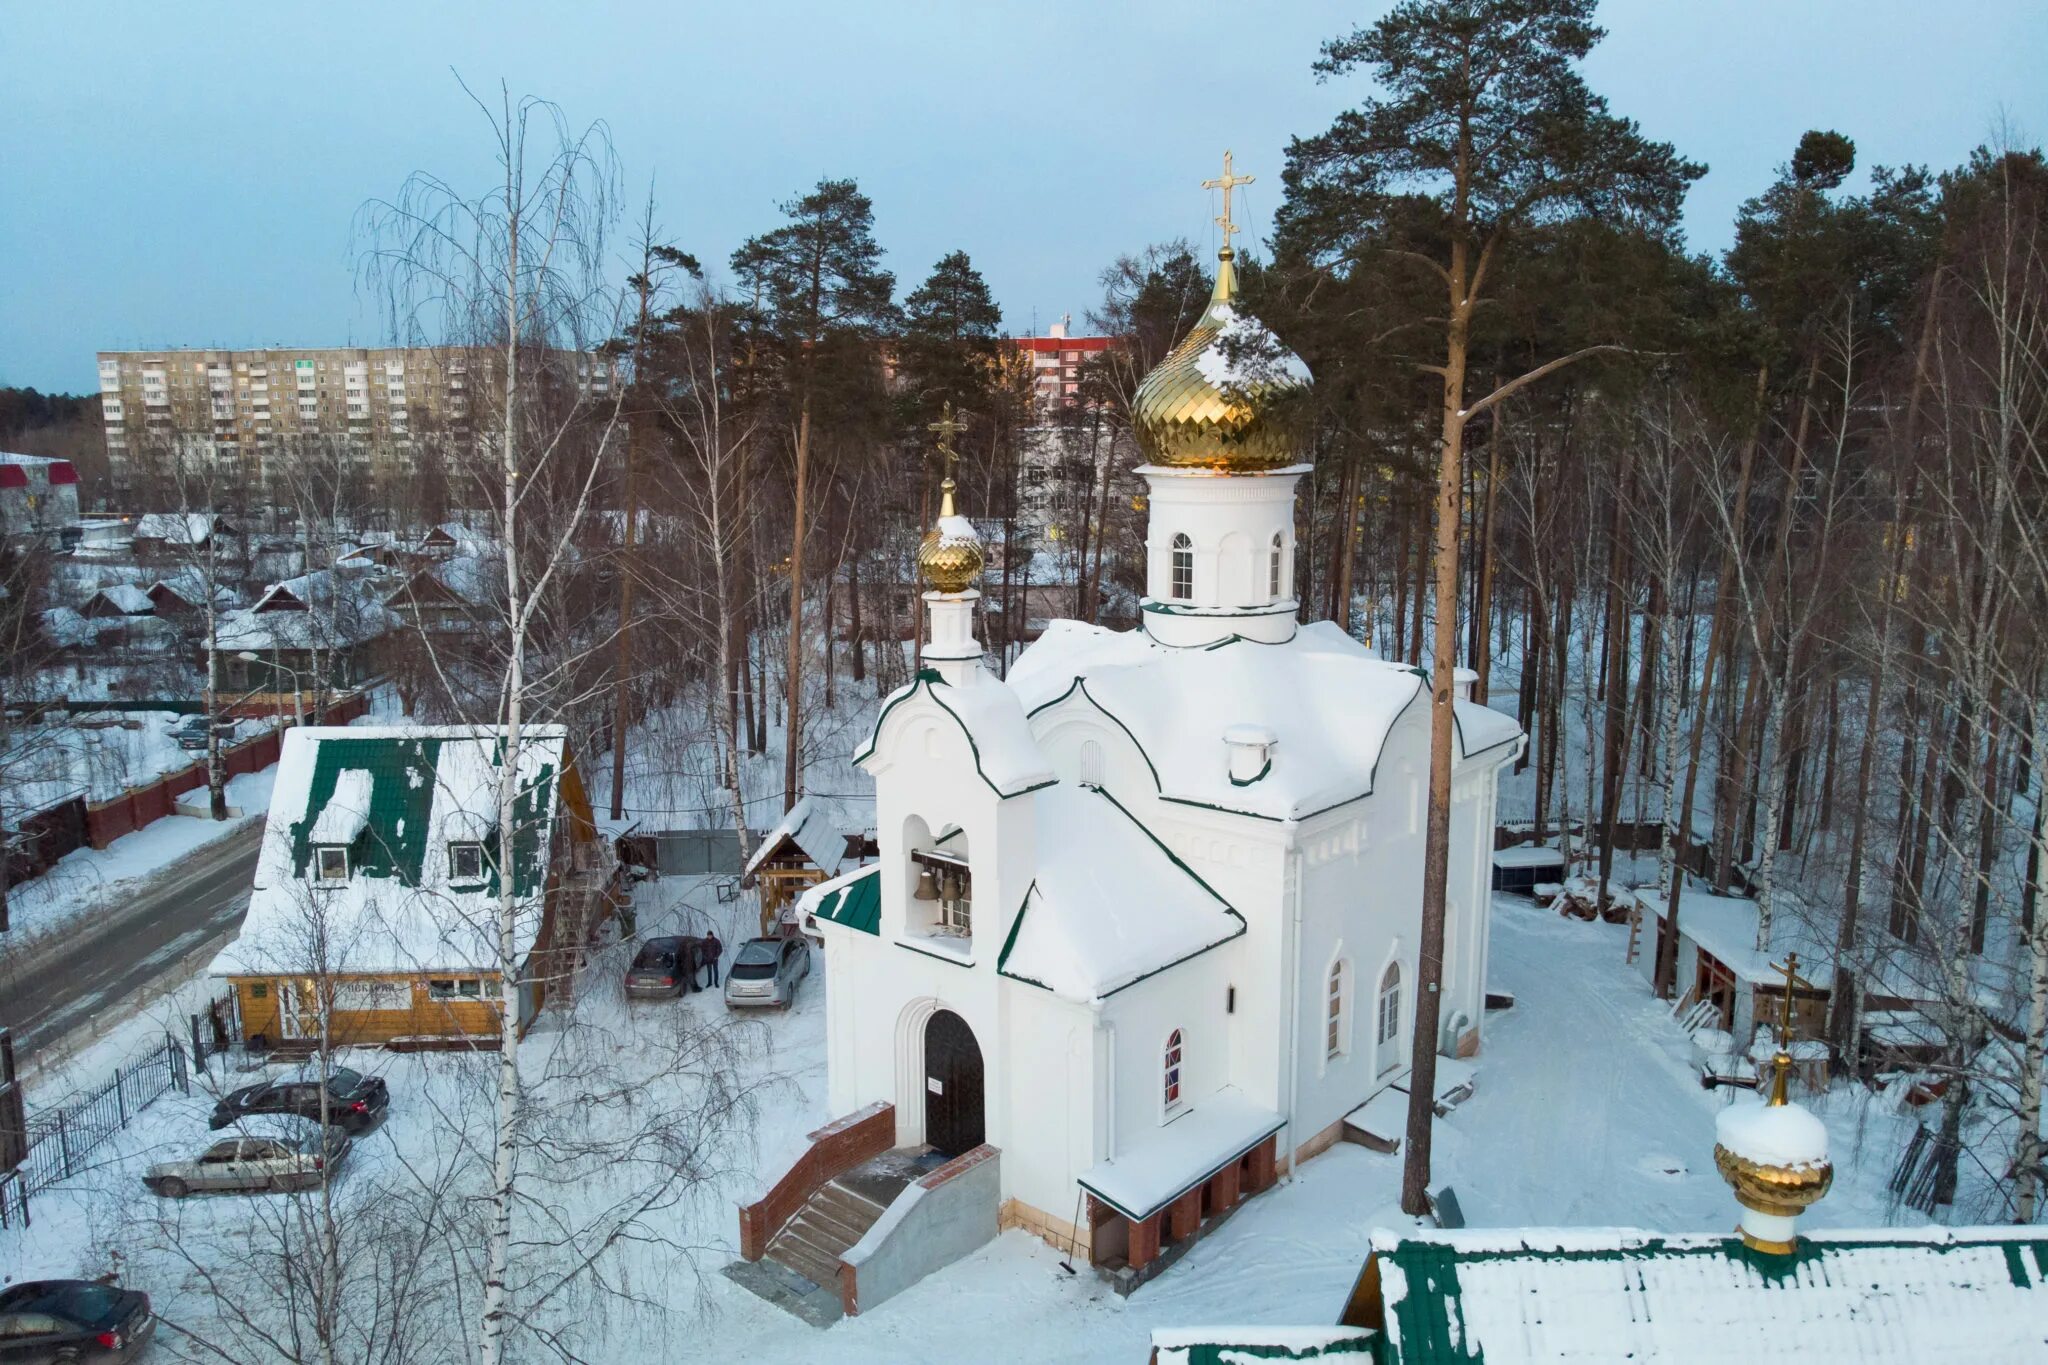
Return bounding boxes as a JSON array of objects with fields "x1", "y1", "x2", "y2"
[{"x1": 3, "y1": 0, "x2": 2042, "y2": 392}]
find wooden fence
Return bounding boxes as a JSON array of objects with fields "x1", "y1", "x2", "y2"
[{"x1": 82, "y1": 689, "x2": 368, "y2": 848}]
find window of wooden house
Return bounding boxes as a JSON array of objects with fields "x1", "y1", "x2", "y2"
[
  {"x1": 449, "y1": 842, "x2": 485, "y2": 882},
  {"x1": 314, "y1": 846, "x2": 349, "y2": 883}
]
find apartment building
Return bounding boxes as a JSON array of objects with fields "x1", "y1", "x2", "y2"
[
  {"x1": 1009, "y1": 317, "x2": 1114, "y2": 416},
  {"x1": 96, "y1": 345, "x2": 617, "y2": 501}
]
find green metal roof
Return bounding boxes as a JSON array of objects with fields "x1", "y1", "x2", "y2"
[
  {"x1": 1356, "y1": 1228, "x2": 2048, "y2": 1364},
  {"x1": 810, "y1": 864, "x2": 881, "y2": 935},
  {"x1": 1150, "y1": 1328, "x2": 1376, "y2": 1364},
  {"x1": 288, "y1": 734, "x2": 555, "y2": 899}
]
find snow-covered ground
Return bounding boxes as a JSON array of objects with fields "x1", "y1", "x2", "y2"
[
  {"x1": 1, "y1": 892, "x2": 1943, "y2": 1361},
  {"x1": 4, "y1": 766, "x2": 278, "y2": 951}
]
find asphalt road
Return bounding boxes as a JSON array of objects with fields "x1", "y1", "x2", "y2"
[{"x1": 0, "y1": 820, "x2": 265, "y2": 1060}]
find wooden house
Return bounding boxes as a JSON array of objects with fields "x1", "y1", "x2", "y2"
[{"x1": 211, "y1": 724, "x2": 610, "y2": 1049}]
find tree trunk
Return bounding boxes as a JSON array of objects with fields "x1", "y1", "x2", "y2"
[
  {"x1": 1402, "y1": 238, "x2": 1473, "y2": 1217},
  {"x1": 1471, "y1": 409, "x2": 1502, "y2": 701},
  {"x1": 782, "y1": 402, "x2": 812, "y2": 810}
]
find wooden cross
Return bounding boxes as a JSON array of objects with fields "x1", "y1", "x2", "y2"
[{"x1": 1203, "y1": 150, "x2": 1255, "y2": 249}]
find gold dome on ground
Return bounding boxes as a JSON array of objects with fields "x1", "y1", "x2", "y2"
[{"x1": 1131, "y1": 244, "x2": 1312, "y2": 472}]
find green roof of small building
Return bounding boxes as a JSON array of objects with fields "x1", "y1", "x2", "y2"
[
  {"x1": 1150, "y1": 1327, "x2": 1376, "y2": 1364},
  {"x1": 1348, "y1": 1227, "x2": 2048, "y2": 1363}
]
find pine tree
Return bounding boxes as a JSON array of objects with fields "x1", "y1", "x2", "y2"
[
  {"x1": 731, "y1": 179, "x2": 896, "y2": 810},
  {"x1": 1279, "y1": 0, "x2": 1702, "y2": 1215}
]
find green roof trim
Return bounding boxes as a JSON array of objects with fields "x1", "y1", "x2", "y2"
[
  {"x1": 852, "y1": 670, "x2": 1053, "y2": 801},
  {"x1": 811, "y1": 865, "x2": 881, "y2": 935},
  {"x1": 1152, "y1": 1332, "x2": 1375, "y2": 1364}
]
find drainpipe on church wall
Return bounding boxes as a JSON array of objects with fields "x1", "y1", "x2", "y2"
[
  {"x1": 1282, "y1": 842, "x2": 1304, "y2": 1179},
  {"x1": 1099, "y1": 1014, "x2": 1116, "y2": 1160}
]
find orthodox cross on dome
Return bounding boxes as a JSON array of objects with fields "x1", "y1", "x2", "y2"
[
  {"x1": 1203, "y1": 150, "x2": 1255, "y2": 251},
  {"x1": 1766, "y1": 951, "x2": 1801, "y2": 1105},
  {"x1": 928, "y1": 402, "x2": 965, "y2": 516}
]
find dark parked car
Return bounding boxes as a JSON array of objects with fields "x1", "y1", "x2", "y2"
[
  {"x1": 210, "y1": 1063, "x2": 389, "y2": 1134},
  {"x1": 724, "y1": 936, "x2": 810, "y2": 1010},
  {"x1": 0, "y1": 1280, "x2": 155, "y2": 1362},
  {"x1": 624, "y1": 936, "x2": 700, "y2": 1000},
  {"x1": 171, "y1": 714, "x2": 232, "y2": 751}
]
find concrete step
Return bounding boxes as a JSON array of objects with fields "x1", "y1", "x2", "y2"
[{"x1": 780, "y1": 1218, "x2": 857, "y2": 1269}]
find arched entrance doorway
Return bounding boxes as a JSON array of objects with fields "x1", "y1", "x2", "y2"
[{"x1": 923, "y1": 1009, "x2": 984, "y2": 1157}]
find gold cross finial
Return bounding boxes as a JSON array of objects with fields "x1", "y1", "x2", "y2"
[
  {"x1": 1203, "y1": 150, "x2": 1255, "y2": 251},
  {"x1": 928, "y1": 403, "x2": 965, "y2": 467},
  {"x1": 1767, "y1": 952, "x2": 1801, "y2": 1106}
]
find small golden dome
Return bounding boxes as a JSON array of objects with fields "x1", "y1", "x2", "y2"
[
  {"x1": 1712, "y1": 1044, "x2": 1834, "y2": 1254},
  {"x1": 917, "y1": 473, "x2": 983, "y2": 595},
  {"x1": 1131, "y1": 247, "x2": 1311, "y2": 471}
]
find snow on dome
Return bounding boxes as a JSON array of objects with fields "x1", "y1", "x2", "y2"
[
  {"x1": 934, "y1": 514, "x2": 979, "y2": 543},
  {"x1": 1715, "y1": 1096, "x2": 1829, "y2": 1169},
  {"x1": 1192, "y1": 307, "x2": 1313, "y2": 390}
]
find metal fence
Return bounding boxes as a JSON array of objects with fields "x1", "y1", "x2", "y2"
[
  {"x1": 646, "y1": 829, "x2": 743, "y2": 876},
  {"x1": 17, "y1": 1035, "x2": 188, "y2": 1198}
]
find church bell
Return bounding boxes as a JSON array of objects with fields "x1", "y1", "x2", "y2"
[{"x1": 913, "y1": 864, "x2": 941, "y2": 901}]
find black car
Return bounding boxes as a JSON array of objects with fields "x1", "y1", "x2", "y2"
[
  {"x1": 210, "y1": 1063, "x2": 389, "y2": 1134},
  {"x1": 0, "y1": 1280, "x2": 155, "y2": 1362}
]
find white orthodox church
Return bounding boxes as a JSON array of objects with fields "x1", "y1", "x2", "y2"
[{"x1": 799, "y1": 190, "x2": 1523, "y2": 1278}]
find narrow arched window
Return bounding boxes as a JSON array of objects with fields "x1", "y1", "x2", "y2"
[
  {"x1": 1163, "y1": 1028, "x2": 1185, "y2": 1116},
  {"x1": 1079, "y1": 739, "x2": 1105, "y2": 786},
  {"x1": 1269, "y1": 531, "x2": 1284, "y2": 601},
  {"x1": 1169, "y1": 533, "x2": 1194, "y2": 601},
  {"x1": 1326, "y1": 960, "x2": 1346, "y2": 1059},
  {"x1": 1377, "y1": 962, "x2": 1403, "y2": 1073}
]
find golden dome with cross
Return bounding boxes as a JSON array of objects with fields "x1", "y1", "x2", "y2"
[
  {"x1": 917, "y1": 405, "x2": 985, "y2": 594},
  {"x1": 1131, "y1": 151, "x2": 1313, "y2": 472}
]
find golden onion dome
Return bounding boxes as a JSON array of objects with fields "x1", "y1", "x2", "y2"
[
  {"x1": 917, "y1": 474, "x2": 984, "y2": 594},
  {"x1": 1131, "y1": 246, "x2": 1312, "y2": 471},
  {"x1": 1711, "y1": 1048, "x2": 1834, "y2": 1254}
]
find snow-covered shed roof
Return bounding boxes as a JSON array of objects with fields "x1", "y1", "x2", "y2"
[
  {"x1": 82, "y1": 583, "x2": 153, "y2": 615},
  {"x1": 1355, "y1": 1226, "x2": 2048, "y2": 1363},
  {"x1": 1150, "y1": 1327, "x2": 1375, "y2": 1364},
  {"x1": 1631, "y1": 886, "x2": 1833, "y2": 986},
  {"x1": 855, "y1": 670, "x2": 1056, "y2": 798},
  {"x1": 998, "y1": 783, "x2": 1244, "y2": 1002},
  {"x1": 133, "y1": 512, "x2": 222, "y2": 545},
  {"x1": 213, "y1": 725, "x2": 572, "y2": 977},
  {"x1": 743, "y1": 792, "x2": 854, "y2": 879},
  {"x1": 1010, "y1": 620, "x2": 1520, "y2": 823}
]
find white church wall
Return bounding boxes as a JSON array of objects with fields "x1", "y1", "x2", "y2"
[
  {"x1": 1099, "y1": 943, "x2": 1241, "y2": 1158},
  {"x1": 995, "y1": 979, "x2": 1098, "y2": 1222},
  {"x1": 1288, "y1": 706, "x2": 1431, "y2": 1152}
]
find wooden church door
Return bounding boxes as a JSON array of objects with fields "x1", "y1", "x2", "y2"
[{"x1": 923, "y1": 1009, "x2": 984, "y2": 1157}]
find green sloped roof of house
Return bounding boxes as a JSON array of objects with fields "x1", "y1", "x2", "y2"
[
  {"x1": 287, "y1": 734, "x2": 555, "y2": 898},
  {"x1": 1354, "y1": 1227, "x2": 2048, "y2": 1363}
]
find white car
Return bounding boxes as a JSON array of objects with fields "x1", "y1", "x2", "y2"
[
  {"x1": 144, "y1": 1120, "x2": 351, "y2": 1197},
  {"x1": 724, "y1": 936, "x2": 810, "y2": 1009}
]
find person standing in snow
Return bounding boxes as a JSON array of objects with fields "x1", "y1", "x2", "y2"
[{"x1": 699, "y1": 929, "x2": 722, "y2": 989}]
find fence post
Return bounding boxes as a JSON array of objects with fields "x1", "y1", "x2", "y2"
[
  {"x1": 173, "y1": 1040, "x2": 188, "y2": 1094},
  {"x1": 56, "y1": 1111, "x2": 71, "y2": 1179},
  {"x1": 114, "y1": 1065, "x2": 127, "y2": 1126},
  {"x1": 190, "y1": 1016, "x2": 204, "y2": 1074}
]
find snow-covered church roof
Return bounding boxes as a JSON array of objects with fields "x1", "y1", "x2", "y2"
[
  {"x1": 998, "y1": 783, "x2": 1244, "y2": 1002},
  {"x1": 854, "y1": 668, "x2": 1056, "y2": 798},
  {"x1": 1009, "y1": 620, "x2": 1520, "y2": 822}
]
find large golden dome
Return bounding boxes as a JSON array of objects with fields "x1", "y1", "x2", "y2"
[{"x1": 1131, "y1": 246, "x2": 1312, "y2": 471}]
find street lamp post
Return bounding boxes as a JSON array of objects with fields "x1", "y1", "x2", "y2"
[{"x1": 236, "y1": 650, "x2": 306, "y2": 728}]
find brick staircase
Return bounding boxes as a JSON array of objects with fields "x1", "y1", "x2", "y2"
[{"x1": 764, "y1": 1178, "x2": 889, "y2": 1288}]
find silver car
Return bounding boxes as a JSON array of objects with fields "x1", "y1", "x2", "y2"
[
  {"x1": 724, "y1": 936, "x2": 810, "y2": 1010},
  {"x1": 144, "y1": 1121, "x2": 351, "y2": 1197}
]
